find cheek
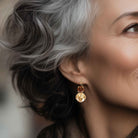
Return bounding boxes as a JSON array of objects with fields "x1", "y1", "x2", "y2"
[
  {"x1": 90, "y1": 36, "x2": 138, "y2": 72},
  {"x1": 87, "y1": 36, "x2": 138, "y2": 109}
]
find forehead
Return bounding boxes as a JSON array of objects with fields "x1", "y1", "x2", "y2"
[
  {"x1": 93, "y1": 0, "x2": 138, "y2": 26},
  {"x1": 97, "y1": 0, "x2": 138, "y2": 17}
]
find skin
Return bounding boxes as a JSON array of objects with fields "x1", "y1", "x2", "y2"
[{"x1": 59, "y1": 0, "x2": 138, "y2": 137}]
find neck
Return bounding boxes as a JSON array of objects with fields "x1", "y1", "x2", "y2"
[{"x1": 81, "y1": 92, "x2": 138, "y2": 138}]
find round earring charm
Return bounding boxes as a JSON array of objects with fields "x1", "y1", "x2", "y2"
[
  {"x1": 75, "y1": 84, "x2": 86, "y2": 103},
  {"x1": 76, "y1": 92, "x2": 86, "y2": 103}
]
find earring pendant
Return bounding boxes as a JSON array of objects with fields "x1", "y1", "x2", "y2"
[{"x1": 75, "y1": 84, "x2": 86, "y2": 103}]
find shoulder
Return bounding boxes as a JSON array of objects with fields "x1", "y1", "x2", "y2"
[
  {"x1": 37, "y1": 119, "x2": 85, "y2": 138},
  {"x1": 126, "y1": 126, "x2": 138, "y2": 138},
  {"x1": 37, "y1": 123, "x2": 64, "y2": 138}
]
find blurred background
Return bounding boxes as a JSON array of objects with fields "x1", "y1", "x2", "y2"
[{"x1": 0, "y1": 0, "x2": 49, "y2": 138}]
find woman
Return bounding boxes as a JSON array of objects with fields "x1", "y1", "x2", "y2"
[{"x1": 3, "y1": 0, "x2": 138, "y2": 137}]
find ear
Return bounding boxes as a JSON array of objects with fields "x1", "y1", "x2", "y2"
[{"x1": 58, "y1": 56, "x2": 89, "y2": 85}]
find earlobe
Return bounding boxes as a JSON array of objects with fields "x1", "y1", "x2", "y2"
[{"x1": 58, "y1": 57, "x2": 89, "y2": 85}]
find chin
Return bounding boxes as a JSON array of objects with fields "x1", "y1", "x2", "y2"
[{"x1": 116, "y1": 98, "x2": 138, "y2": 111}]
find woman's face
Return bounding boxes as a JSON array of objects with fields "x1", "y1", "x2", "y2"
[{"x1": 87, "y1": 0, "x2": 138, "y2": 109}]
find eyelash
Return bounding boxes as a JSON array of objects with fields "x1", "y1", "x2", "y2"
[{"x1": 123, "y1": 23, "x2": 138, "y2": 33}]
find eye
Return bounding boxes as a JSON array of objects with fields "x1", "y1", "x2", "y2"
[{"x1": 123, "y1": 23, "x2": 138, "y2": 33}]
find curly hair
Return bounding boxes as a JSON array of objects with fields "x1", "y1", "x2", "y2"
[{"x1": 2, "y1": 0, "x2": 98, "y2": 137}]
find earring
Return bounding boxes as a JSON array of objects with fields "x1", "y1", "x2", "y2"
[{"x1": 75, "y1": 84, "x2": 86, "y2": 103}]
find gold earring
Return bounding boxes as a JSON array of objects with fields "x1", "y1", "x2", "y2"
[{"x1": 75, "y1": 84, "x2": 86, "y2": 103}]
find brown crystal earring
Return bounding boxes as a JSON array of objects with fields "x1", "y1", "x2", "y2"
[{"x1": 75, "y1": 84, "x2": 86, "y2": 103}]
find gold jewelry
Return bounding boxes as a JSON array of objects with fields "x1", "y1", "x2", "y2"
[{"x1": 75, "y1": 84, "x2": 86, "y2": 103}]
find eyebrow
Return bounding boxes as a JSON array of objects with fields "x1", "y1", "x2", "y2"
[{"x1": 111, "y1": 11, "x2": 138, "y2": 25}]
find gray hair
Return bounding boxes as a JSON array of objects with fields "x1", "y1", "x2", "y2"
[{"x1": 3, "y1": 0, "x2": 98, "y2": 72}]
